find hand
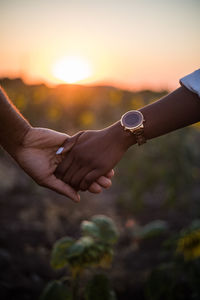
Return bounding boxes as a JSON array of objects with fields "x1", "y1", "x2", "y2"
[
  {"x1": 81, "y1": 169, "x2": 114, "y2": 194},
  {"x1": 10, "y1": 127, "x2": 81, "y2": 202},
  {"x1": 11, "y1": 127, "x2": 113, "y2": 202},
  {"x1": 55, "y1": 133, "x2": 114, "y2": 194},
  {"x1": 55, "y1": 122, "x2": 133, "y2": 191}
]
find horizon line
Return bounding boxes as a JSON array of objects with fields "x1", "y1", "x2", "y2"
[{"x1": 0, "y1": 76, "x2": 170, "y2": 93}]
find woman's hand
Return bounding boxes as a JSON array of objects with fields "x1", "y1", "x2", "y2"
[{"x1": 55, "y1": 122, "x2": 133, "y2": 191}]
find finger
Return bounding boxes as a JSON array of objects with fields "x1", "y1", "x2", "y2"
[
  {"x1": 45, "y1": 175, "x2": 80, "y2": 203},
  {"x1": 88, "y1": 171, "x2": 114, "y2": 192},
  {"x1": 106, "y1": 169, "x2": 115, "y2": 179},
  {"x1": 96, "y1": 176, "x2": 112, "y2": 189},
  {"x1": 80, "y1": 169, "x2": 103, "y2": 191},
  {"x1": 88, "y1": 182, "x2": 102, "y2": 194},
  {"x1": 55, "y1": 154, "x2": 74, "y2": 179},
  {"x1": 57, "y1": 131, "x2": 83, "y2": 155},
  {"x1": 70, "y1": 167, "x2": 91, "y2": 190},
  {"x1": 62, "y1": 160, "x2": 82, "y2": 184}
]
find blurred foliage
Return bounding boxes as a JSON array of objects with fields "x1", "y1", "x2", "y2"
[
  {"x1": 1, "y1": 78, "x2": 200, "y2": 300},
  {"x1": 145, "y1": 220, "x2": 200, "y2": 300},
  {"x1": 176, "y1": 219, "x2": 200, "y2": 261},
  {"x1": 116, "y1": 127, "x2": 200, "y2": 214},
  {"x1": 145, "y1": 259, "x2": 200, "y2": 300},
  {"x1": 42, "y1": 215, "x2": 118, "y2": 300},
  {"x1": 40, "y1": 281, "x2": 72, "y2": 300},
  {"x1": 131, "y1": 220, "x2": 168, "y2": 239},
  {"x1": 81, "y1": 215, "x2": 118, "y2": 244},
  {"x1": 0, "y1": 78, "x2": 167, "y2": 133},
  {"x1": 85, "y1": 274, "x2": 117, "y2": 300}
]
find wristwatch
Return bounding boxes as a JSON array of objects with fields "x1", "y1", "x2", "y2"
[{"x1": 120, "y1": 110, "x2": 146, "y2": 145}]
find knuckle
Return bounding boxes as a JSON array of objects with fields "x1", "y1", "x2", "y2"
[
  {"x1": 85, "y1": 177, "x2": 92, "y2": 184},
  {"x1": 94, "y1": 161, "x2": 104, "y2": 169},
  {"x1": 80, "y1": 186, "x2": 87, "y2": 191},
  {"x1": 80, "y1": 181, "x2": 88, "y2": 191},
  {"x1": 71, "y1": 179, "x2": 78, "y2": 188}
]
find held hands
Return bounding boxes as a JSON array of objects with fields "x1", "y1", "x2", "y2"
[
  {"x1": 12, "y1": 127, "x2": 114, "y2": 203},
  {"x1": 55, "y1": 122, "x2": 133, "y2": 191},
  {"x1": 12, "y1": 123, "x2": 129, "y2": 202}
]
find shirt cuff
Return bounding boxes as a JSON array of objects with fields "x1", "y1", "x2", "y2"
[{"x1": 180, "y1": 69, "x2": 200, "y2": 98}]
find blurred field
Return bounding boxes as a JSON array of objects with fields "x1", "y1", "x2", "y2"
[{"x1": 1, "y1": 78, "x2": 200, "y2": 300}]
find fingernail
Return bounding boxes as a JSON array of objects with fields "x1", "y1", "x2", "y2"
[
  {"x1": 56, "y1": 147, "x2": 64, "y2": 155},
  {"x1": 96, "y1": 187, "x2": 102, "y2": 193},
  {"x1": 105, "y1": 178, "x2": 111, "y2": 184}
]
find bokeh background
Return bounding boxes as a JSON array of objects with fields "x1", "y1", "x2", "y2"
[{"x1": 1, "y1": 1, "x2": 200, "y2": 299}]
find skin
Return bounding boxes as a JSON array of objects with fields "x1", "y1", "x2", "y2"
[
  {"x1": 0, "y1": 88, "x2": 113, "y2": 202},
  {"x1": 56, "y1": 86, "x2": 200, "y2": 191}
]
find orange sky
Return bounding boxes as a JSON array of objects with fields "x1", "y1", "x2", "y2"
[{"x1": 1, "y1": 0, "x2": 200, "y2": 90}]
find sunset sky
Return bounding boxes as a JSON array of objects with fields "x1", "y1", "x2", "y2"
[{"x1": 1, "y1": 0, "x2": 200, "y2": 90}]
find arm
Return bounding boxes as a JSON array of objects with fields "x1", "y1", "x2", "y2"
[
  {"x1": 56, "y1": 86, "x2": 200, "y2": 190},
  {"x1": 0, "y1": 87, "x2": 113, "y2": 201},
  {"x1": 0, "y1": 87, "x2": 81, "y2": 202},
  {"x1": 140, "y1": 86, "x2": 200, "y2": 140},
  {"x1": 0, "y1": 88, "x2": 30, "y2": 153}
]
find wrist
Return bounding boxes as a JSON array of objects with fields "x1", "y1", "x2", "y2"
[
  {"x1": 3, "y1": 123, "x2": 32, "y2": 158},
  {"x1": 107, "y1": 121, "x2": 136, "y2": 150}
]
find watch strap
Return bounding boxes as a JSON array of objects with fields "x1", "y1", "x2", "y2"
[{"x1": 133, "y1": 128, "x2": 146, "y2": 145}]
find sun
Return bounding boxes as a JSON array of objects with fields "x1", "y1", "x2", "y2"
[{"x1": 52, "y1": 56, "x2": 92, "y2": 84}]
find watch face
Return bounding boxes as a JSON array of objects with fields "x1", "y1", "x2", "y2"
[{"x1": 121, "y1": 110, "x2": 143, "y2": 129}]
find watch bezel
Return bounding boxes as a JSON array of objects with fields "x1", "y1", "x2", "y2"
[{"x1": 120, "y1": 110, "x2": 144, "y2": 130}]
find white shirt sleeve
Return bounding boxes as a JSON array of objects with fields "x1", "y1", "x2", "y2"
[{"x1": 180, "y1": 69, "x2": 200, "y2": 98}]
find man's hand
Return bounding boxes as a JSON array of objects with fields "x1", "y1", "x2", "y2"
[
  {"x1": 10, "y1": 127, "x2": 81, "y2": 202},
  {"x1": 55, "y1": 122, "x2": 134, "y2": 191}
]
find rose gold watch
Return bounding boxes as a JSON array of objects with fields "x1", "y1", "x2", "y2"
[{"x1": 120, "y1": 110, "x2": 146, "y2": 145}]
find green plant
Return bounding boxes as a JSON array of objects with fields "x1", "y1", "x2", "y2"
[
  {"x1": 131, "y1": 220, "x2": 168, "y2": 239},
  {"x1": 40, "y1": 215, "x2": 118, "y2": 300},
  {"x1": 145, "y1": 220, "x2": 200, "y2": 300}
]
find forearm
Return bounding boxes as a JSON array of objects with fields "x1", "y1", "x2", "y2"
[
  {"x1": 0, "y1": 87, "x2": 31, "y2": 155},
  {"x1": 55, "y1": 85, "x2": 200, "y2": 190},
  {"x1": 111, "y1": 86, "x2": 200, "y2": 148},
  {"x1": 140, "y1": 86, "x2": 200, "y2": 140}
]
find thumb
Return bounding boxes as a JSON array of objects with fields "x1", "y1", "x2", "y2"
[
  {"x1": 45, "y1": 175, "x2": 80, "y2": 203},
  {"x1": 56, "y1": 131, "x2": 84, "y2": 155}
]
